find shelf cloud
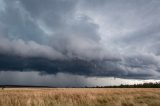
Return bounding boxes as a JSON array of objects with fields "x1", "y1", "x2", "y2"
[{"x1": 0, "y1": 0, "x2": 160, "y2": 84}]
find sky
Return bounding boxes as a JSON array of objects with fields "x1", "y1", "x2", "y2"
[{"x1": 0, "y1": 0, "x2": 160, "y2": 87}]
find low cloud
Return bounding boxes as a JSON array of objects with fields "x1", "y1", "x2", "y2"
[
  {"x1": 0, "y1": 71, "x2": 159, "y2": 87},
  {"x1": 0, "y1": 0, "x2": 160, "y2": 80}
]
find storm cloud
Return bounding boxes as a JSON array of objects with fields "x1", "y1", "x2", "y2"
[{"x1": 0, "y1": 0, "x2": 160, "y2": 82}]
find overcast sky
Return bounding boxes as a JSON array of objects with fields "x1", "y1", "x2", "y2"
[{"x1": 0, "y1": 0, "x2": 160, "y2": 87}]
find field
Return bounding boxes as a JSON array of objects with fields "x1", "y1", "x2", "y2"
[{"x1": 0, "y1": 88, "x2": 160, "y2": 106}]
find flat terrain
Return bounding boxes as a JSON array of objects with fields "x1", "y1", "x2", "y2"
[{"x1": 0, "y1": 88, "x2": 160, "y2": 106}]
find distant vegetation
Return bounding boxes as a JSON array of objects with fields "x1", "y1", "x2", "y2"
[
  {"x1": 1, "y1": 82, "x2": 160, "y2": 88},
  {"x1": 94, "y1": 82, "x2": 160, "y2": 88}
]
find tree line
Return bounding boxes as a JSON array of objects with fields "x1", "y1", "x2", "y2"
[{"x1": 93, "y1": 82, "x2": 160, "y2": 88}]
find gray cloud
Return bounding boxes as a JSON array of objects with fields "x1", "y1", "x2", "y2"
[
  {"x1": 0, "y1": 37, "x2": 64, "y2": 59},
  {"x1": 0, "y1": 71, "x2": 159, "y2": 87},
  {"x1": 0, "y1": 0, "x2": 160, "y2": 81}
]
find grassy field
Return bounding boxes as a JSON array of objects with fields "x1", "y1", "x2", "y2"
[{"x1": 0, "y1": 88, "x2": 160, "y2": 106}]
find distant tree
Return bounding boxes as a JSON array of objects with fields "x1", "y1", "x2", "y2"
[
  {"x1": 95, "y1": 82, "x2": 160, "y2": 88},
  {"x1": 2, "y1": 86, "x2": 4, "y2": 90}
]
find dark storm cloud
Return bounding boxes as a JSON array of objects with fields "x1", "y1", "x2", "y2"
[
  {"x1": 0, "y1": 0, "x2": 106, "y2": 60},
  {"x1": 0, "y1": 0, "x2": 160, "y2": 79},
  {"x1": 0, "y1": 0, "x2": 45, "y2": 43},
  {"x1": 0, "y1": 54, "x2": 159, "y2": 79}
]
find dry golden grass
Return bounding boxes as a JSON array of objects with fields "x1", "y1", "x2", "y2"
[{"x1": 0, "y1": 88, "x2": 160, "y2": 106}]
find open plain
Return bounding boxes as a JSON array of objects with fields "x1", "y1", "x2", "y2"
[{"x1": 0, "y1": 88, "x2": 160, "y2": 106}]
